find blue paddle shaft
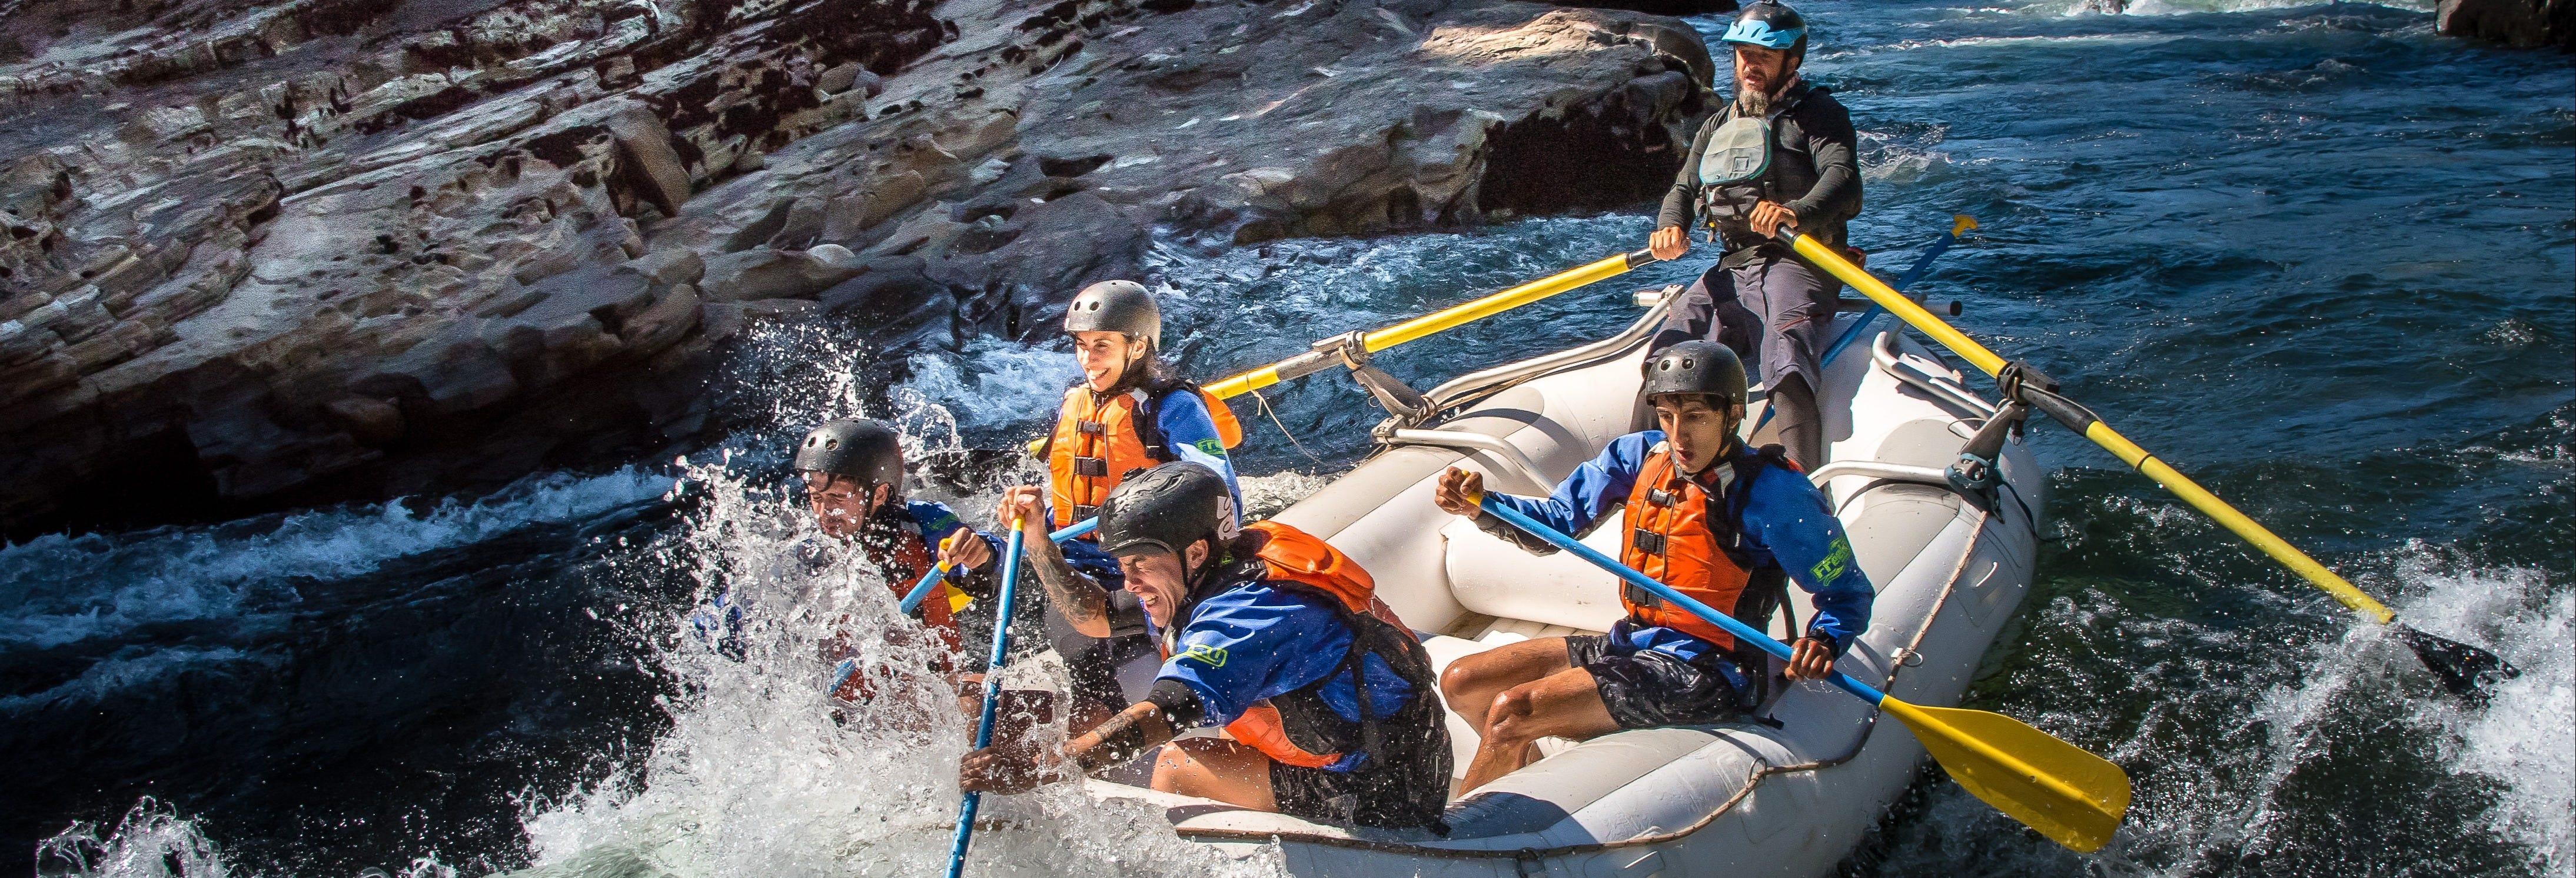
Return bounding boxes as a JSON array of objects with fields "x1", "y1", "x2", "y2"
[
  {"x1": 947, "y1": 522, "x2": 1029, "y2": 878},
  {"x1": 1475, "y1": 497, "x2": 1890, "y2": 706},
  {"x1": 1754, "y1": 230, "x2": 1963, "y2": 432},
  {"x1": 901, "y1": 517, "x2": 1097, "y2": 615}
]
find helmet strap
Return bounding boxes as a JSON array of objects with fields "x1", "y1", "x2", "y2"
[{"x1": 1178, "y1": 534, "x2": 1236, "y2": 602}]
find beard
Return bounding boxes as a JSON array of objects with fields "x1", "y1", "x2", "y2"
[{"x1": 1734, "y1": 74, "x2": 1773, "y2": 117}]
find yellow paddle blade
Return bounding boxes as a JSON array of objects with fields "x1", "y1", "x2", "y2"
[{"x1": 1880, "y1": 698, "x2": 2131, "y2": 853}]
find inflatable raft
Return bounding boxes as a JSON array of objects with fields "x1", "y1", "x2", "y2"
[{"x1": 1083, "y1": 292, "x2": 2049, "y2": 877}]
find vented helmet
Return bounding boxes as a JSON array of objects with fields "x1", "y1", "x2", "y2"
[
  {"x1": 1063, "y1": 280, "x2": 1162, "y2": 352},
  {"x1": 1641, "y1": 341, "x2": 1750, "y2": 409},
  {"x1": 793, "y1": 418, "x2": 906, "y2": 498},
  {"x1": 1096, "y1": 463, "x2": 1239, "y2": 562},
  {"x1": 1721, "y1": 1, "x2": 1807, "y2": 51}
]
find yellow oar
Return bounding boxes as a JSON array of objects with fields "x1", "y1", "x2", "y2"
[
  {"x1": 1772, "y1": 227, "x2": 2520, "y2": 700},
  {"x1": 1474, "y1": 495, "x2": 2130, "y2": 852},
  {"x1": 1201, "y1": 250, "x2": 1657, "y2": 400}
]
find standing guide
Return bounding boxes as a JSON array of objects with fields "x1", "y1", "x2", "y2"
[{"x1": 1647, "y1": 0, "x2": 1860, "y2": 469}]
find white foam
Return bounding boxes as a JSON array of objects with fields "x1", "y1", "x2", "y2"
[
  {"x1": 895, "y1": 337, "x2": 1081, "y2": 431},
  {"x1": 36, "y1": 799, "x2": 232, "y2": 877},
  {"x1": 0, "y1": 468, "x2": 675, "y2": 651},
  {"x1": 1239, "y1": 470, "x2": 1334, "y2": 521},
  {"x1": 2391, "y1": 557, "x2": 2574, "y2": 874},
  {"x1": 509, "y1": 457, "x2": 1285, "y2": 878}
]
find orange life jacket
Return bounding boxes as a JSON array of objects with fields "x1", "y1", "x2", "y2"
[
  {"x1": 829, "y1": 517, "x2": 961, "y2": 703},
  {"x1": 1152, "y1": 523, "x2": 1444, "y2": 779},
  {"x1": 1216, "y1": 522, "x2": 1411, "y2": 768},
  {"x1": 1046, "y1": 383, "x2": 1243, "y2": 531},
  {"x1": 1618, "y1": 442, "x2": 1803, "y2": 650}
]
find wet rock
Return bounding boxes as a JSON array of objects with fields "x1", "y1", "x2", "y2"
[
  {"x1": 323, "y1": 397, "x2": 406, "y2": 446},
  {"x1": 2438, "y1": 0, "x2": 2574, "y2": 49},
  {"x1": 0, "y1": 0, "x2": 1710, "y2": 537},
  {"x1": 817, "y1": 64, "x2": 886, "y2": 98},
  {"x1": 617, "y1": 249, "x2": 706, "y2": 289},
  {"x1": 698, "y1": 247, "x2": 869, "y2": 302},
  {"x1": 604, "y1": 104, "x2": 694, "y2": 218},
  {"x1": 618, "y1": 285, "x2": 703, "y2": 352}
]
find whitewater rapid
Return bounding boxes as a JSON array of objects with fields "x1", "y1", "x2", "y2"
[{"x1": 15, "y1": 0, "x2": 2572, "y2": 874}]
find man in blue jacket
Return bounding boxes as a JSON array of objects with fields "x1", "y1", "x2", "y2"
[
  {"x1": 967, "y1": 463, "x2": 1450, "y2": 827},
  {"x1": 1432, "y1": 342, "x2": 1873, "y2": 792}
]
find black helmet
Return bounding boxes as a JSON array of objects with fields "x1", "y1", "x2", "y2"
[
  {"x1": 1641, "y1": 341, "x2": 1749, "y2": 409},
  {"x1": 1063, "y1": 280, "x2": 1162, "y2": 352},
  {"x1": 792, "y1": 418, "x2": 906, "y2": 496},
  {"x1": 1721, "y1": 1, "x2": 1807, "y2": 51},
  {"x1": 1096, "y1": 462, "x2": 1239, "y2": 562}
]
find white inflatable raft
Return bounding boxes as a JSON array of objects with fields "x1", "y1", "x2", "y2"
[{"x1": 1086, "y1": 296, "x2": 2046, "y2": 877}]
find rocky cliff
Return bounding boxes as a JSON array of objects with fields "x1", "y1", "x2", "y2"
[{"x1": 0, "y1": 0, "x2": 1714, "y2": 538}]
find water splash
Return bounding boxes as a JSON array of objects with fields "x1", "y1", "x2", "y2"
[
  {"x1": 35, "y1": 801, "x2": 231, "y2": 878},
  {"x1": 508, "y1": 457, "x2": 1283, "y2": 878},
  {"x1": 0, "y1": 468, "x2": 674, "y2": 653},
  {"x1": 2397, "y1": 560, "x2": 2574, "y2": 874},
  {"x1": 1858, "y1": 546, "x2": 2573, "y2": 877}
]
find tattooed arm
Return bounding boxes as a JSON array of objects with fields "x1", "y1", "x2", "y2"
[{"x1": 995, "y1": 485, "x2": 1112, "y2": 637}]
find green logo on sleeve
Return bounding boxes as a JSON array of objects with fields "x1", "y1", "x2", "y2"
[
  {"x1": 1181, "y1": 644, "x2": 1229, "y2": 668},
  {"x1": 1811, "y1": 536, "x2": 1854, "y2": 584},
  {"x1": 1194, "y1": 438, "x2": 1226, "y2": 457}
]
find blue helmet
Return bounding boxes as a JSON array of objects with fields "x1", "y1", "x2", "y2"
[{"x1": 1721, "y1": 1, "x2": 1807, "y2": 51}]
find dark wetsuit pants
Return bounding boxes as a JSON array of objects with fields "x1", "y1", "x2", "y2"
[{"x1": 1647, "y1": 255, "x2": 1837, "y2": 468}]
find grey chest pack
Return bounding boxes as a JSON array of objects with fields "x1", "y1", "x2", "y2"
[{"x1": 1692, "y1": 91, "x2": 1810, "y2": 241}]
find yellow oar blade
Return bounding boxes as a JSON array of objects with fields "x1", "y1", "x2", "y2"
[
  {"x1": 1880, "y1": 698, "x2": 2131, "y2": 853},
  {"x1": 1200, "y1": 250, "x2": 1653, "y2": 401}
]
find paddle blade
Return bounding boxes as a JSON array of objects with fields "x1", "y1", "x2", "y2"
[
  {"x1": 2397, "y1": 624, "x2": 2521, "y2": 704},
  {"x1": 1882, "y1": 699, "x2": 2130, "y2": 853}
]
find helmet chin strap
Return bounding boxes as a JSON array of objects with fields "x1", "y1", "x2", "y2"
[{"x1": 1176, "y1": 534, "x2": 1235, "y2": 606}]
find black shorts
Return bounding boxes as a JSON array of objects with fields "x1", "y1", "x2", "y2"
[
  {"x1": 1565, "y1": 626, "x2": 1751, "y2": 729},
  {"x1": 1271, "y1": 758, "x2": 1442, "y2": 829}
]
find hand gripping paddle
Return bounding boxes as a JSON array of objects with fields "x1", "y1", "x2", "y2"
[
  {"x1": 1474, "y1": 494, "x2": 2132, "y2": 852},
  {"x1": 946, "y1": 513, "x2": 1029, "y2": 878}
]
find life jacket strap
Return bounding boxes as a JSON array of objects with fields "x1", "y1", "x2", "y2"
[
  {"x1": 1076, "y1": 419, "x2": 1106, "y2": 436},
  {"x1": 1072, "y1": 456, "x2": 1109, "y2": 477},
  {"x1": 1631, "y1": 529, "x2": 1668, "y2": 556},
  {"x1": 1623, "y1": 580, "x2": 1666, "y2": 609}
]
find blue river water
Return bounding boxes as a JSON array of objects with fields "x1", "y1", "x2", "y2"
[{"x1": 4, "y1": 1, "x2": 2568, "y2": 875}]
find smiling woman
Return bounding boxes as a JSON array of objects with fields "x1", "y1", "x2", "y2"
[{"x1": 7, "y1": 0, "x2": 2570, "y2": 874}]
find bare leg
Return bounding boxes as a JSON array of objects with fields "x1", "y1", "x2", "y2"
[
  {"x1": 1455, "y1": 667, "x2": 1621, "y2": 794},
  {"x1": 1151, "y1": 737, "x2": 1279, "y2": 811},
  {"x1": 1438, "y1": 636, "x2": 1574, "y2": 739}
]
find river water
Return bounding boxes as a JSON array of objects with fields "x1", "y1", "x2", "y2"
[{"x1": 5, "y1": 0, "x2": 2569, "y2": 875}]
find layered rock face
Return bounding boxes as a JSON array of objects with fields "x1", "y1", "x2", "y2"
[{"x1": 0, "y1": 0, "x2": 1713, "y2": 538}]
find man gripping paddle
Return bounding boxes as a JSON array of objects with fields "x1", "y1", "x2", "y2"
[
  {"x1": 1432, "y1": 342, "x2": 1873, "y2": 793},
  {"x1": 1647, "y1": 0, "x2": 1860, "y2": 470}
]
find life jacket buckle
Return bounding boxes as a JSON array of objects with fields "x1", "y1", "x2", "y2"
[
  {"x1": 1076, "y1": 420, "x2": 1106, "y2": 436},
  {"x1": 1073, "y1": 504, "x2": 1099, "y2": 521},
  {"x1": 1072, "y1": 456, "x2": 1109, "y2": 477},
  {"x1": 1647, "y1": 488, "x2": 1677, "y2": 507},
  {"x1": 1631, "y1": 530, "x2": 1667, "y2": 556},
  {"x1": 1622, "y1": 581, "x2": 1664, "y2": 608}
]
